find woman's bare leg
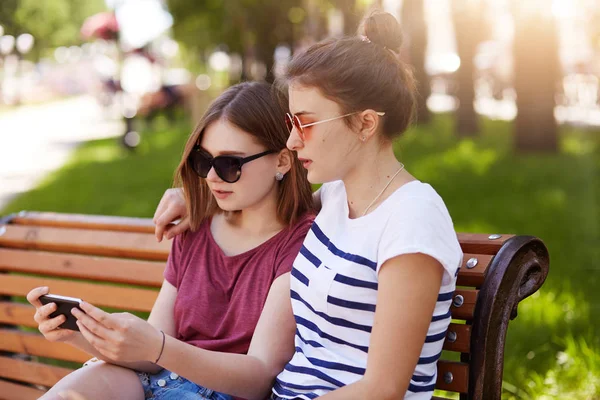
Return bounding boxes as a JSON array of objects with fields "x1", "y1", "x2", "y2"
[{"x1": 39, "y1": 361, "x2": 145, "y2": 400}]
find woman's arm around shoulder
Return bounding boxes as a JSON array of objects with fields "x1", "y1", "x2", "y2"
[
  {"x1": 153, "y1": 188, "x2": 190, "y2": 242},
  {"x1": 153, "y1": 272, "x2": 296, "y2": 400}
]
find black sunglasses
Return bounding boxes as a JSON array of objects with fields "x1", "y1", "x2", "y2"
[{"x1": 187, "y1": 145, "x2": 277, "y2": 183}]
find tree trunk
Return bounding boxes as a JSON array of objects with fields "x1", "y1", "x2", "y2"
[
  {"x1": 513, "y1": 6, "x2": 560, "y2": 152},
  {"x1": 401, "y1": 0, "x2": 431, "y2": 124},
  {"x1": 337, "y1": 0, "x2": 362, "y2": 35},
  {"x1": 253, "y1": 39, "x2": 276, "y2": 83},
  {"x1": 264, "y1": 48, "x2": 276, "y2": 83},
  {"x1": 451, "y1": 0, "x2": 483, "y2": 137},
  {"x1": 240, "y1": 46, "x2": 253, "y2": 82},
  {"x1": 304, "y1": 0, "x2": 328, "y2": 43},
  {"x1": 251, "y1": 5, "x2": 278, "y2": 83}
]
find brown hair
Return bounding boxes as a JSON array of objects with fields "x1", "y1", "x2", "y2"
[
  {"x1": 174, "y1": 81, "x2": 313, "y2": 231},
  {"x1": 281, "y1": 11, "x2": 417, "y2": 141}
]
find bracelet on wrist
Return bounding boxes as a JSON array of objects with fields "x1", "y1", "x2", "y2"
[{"x1": 154, "y1": 330, "x2": 166, "y2": 364}]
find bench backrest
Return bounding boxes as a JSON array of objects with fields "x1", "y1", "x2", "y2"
[{"x1": 0, "y1": 211, "x2": 549, "y2": 400}]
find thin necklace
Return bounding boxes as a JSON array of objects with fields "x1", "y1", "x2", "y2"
[{"x1": 362, "y1": 163, "x2": 405, "y2": 216}]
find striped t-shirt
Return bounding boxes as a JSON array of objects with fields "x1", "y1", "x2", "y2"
[{"x1": 273, "y1": 180, "x2": 463, "y2": 399}]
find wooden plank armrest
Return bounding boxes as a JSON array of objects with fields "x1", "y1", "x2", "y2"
[{"x1": 11, "y1": 211, "x2": 157, "y2": 234}]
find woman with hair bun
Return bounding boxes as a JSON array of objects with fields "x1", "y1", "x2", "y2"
[{"x1": 269, "y1": 10, "x2": 462, "y2": 400}]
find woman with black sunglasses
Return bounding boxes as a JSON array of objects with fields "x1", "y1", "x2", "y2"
[{"x1": 26, "y1": 81, "x2": 314, "y2": 400}]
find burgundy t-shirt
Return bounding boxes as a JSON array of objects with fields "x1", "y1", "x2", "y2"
[{"x1": 164, "y1": 213, "x2": 314, "y2": 354}]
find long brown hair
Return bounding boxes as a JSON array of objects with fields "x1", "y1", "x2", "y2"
[
  {"x1": 280, "y1": 11, "x2": 417, "y2": 141},
  {"x1": 174, "y1": 82, "x2": 313, "y2": 231}
]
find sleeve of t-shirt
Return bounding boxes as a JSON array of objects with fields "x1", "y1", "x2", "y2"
[
  {"x1": 318, "y1": 181, "x2": 341, "y2": 205},
  {"x1": 164, "y1": 234, "x2": 183, "y2": 288},
  {"x1": 377, "y1": 198, "x2": 462, "y2": 286},
  {"x1": 318, "y1": 183, "x2": 327, "y2": 204},
  {"x1": 274, "y1": 214, "x2": 315, "y2": 280}
]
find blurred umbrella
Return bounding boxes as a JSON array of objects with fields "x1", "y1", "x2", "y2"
[{"x1": 81, "y1": 12, "x2": 119, "y2": 41}]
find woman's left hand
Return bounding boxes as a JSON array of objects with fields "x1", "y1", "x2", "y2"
[{"x1": 72, "y1": 302, "x2": 163, "y2": 363}]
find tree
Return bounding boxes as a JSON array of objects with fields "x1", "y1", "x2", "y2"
[
  {"x1": 168, "y1": 0, "x2": 240, "y2": 55},
  {"x1": 0, "y1": 1, "x2": 19, "y2": 34},
  {"x1": 401, "y1": 0, "x2": 431, "y2": 124},
  {"x1": 0, "y1": 0, "x2": 106, "y2": 59},
  {"x1": 250, "y1": 1, "x2": 299, "y2": 82},
  {"x1": 512, "y1": 3, "x2": 560, "y2": 152},
  {"x1": 451, "y1": 0, "x2": 486, "y2": 136},
  {"x1": 168, "y1": 0, "x2": 302, "y2": 82}
]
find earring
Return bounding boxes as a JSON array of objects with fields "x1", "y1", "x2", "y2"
[
  {"x1": 361, "y1": 136, "x2": 366, "y2": 142},
  {"x1": 275, "y1": 172, "x2": 284, "y2": 181}
]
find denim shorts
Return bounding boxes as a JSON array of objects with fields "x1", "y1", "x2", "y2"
[{"x1": 136, "y1": 368, "x2": 232, "y2": 400}]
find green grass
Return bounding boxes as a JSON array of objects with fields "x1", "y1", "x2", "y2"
[
  {"x1": 2, "y1": 113, "x2": 599, "y2": 399},
  {"x1": 399, "y1": 116, "x2": 600, "y2": 399}
]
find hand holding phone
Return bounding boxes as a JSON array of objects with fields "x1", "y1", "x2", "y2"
[{"x1": 39, "y1": 294, "x2": 84, "y2": 331}]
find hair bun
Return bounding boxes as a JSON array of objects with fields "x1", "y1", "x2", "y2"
[{"x1": 363, "y1": 12, "x2": 403, "y2": 53}]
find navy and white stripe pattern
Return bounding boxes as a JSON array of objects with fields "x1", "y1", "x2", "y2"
[{"x1": 273, "y1": 181, "x2": 463, "y2": 399}]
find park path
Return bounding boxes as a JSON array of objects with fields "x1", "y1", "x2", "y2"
[{"x1": 0, "y1": 96, "x2": 123, "y2": 211}]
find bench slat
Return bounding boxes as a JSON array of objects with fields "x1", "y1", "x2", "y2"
[
  {"x1": 0, "y1": 380, "x2": 45, "y2": 400},
  {"x1": 11, "y1": 211, "x2": 156, "y2": 234},
  {"x1": 457, "y1": 233, "x2": 514, "y2": 255},
  {"x1": 0, "y1": 356, "x2": 72, "y2": 387},
  {"x1": 0, "y1": 275, "x2": 158, "y2": 312},
  {"x1": 450, "y1": 290, "x2": 478, "y2": 321},
  {"x1": 0, "y1": 302, "x2": 36, "y2": 328},
  {"x1": 0, "y1": 225, "x2": 171, "y2": 261},
  {"x1": 9, "y1": 212, "x2": 511, "y2": 248},
  {"x1": 436, "y1": 361, "x2": 469, "y2": 393},
  {"x1": 443, "y1": 323, "x2": 471, "y2": 354},
  {"x1": 0, "y1": 249, "x2": 165, "y2": 287},
  {"x1": 4, "y1": 214, "x2": 512, "y2": 257},
  {"x1": 0, "y1": 286, "x2": 476, "y2": 326},
  {"x1": 0, "y1": 321, "x2": 472, "y2": 394},
  {"x1": 457, "y1": 254, "x2": 493, "y2": 288},
  {"x1": 0, "y1": 329, "x2": 89, "y2": 364}
]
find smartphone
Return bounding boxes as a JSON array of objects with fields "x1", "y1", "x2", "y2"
[{"x1": 39, "y1": 294, "x2": 84, "y2": 331}]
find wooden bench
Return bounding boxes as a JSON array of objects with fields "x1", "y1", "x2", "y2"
[{"x1": 0, "y1": 211, "x2": 549, "y2": 400}]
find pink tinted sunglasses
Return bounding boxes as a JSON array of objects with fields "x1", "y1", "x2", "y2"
[{"x1": 285, "y1": 111, "x2": 385, "y2": 141}]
